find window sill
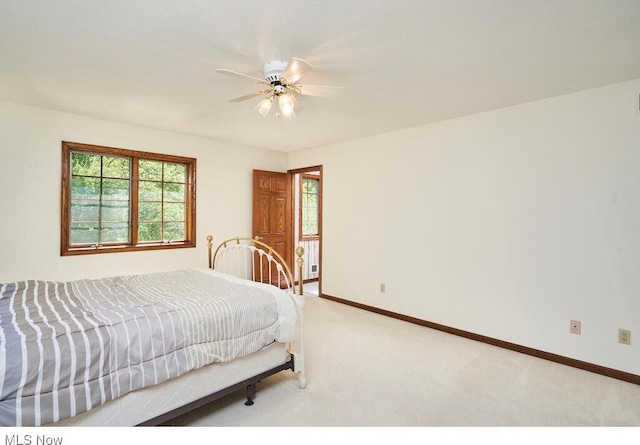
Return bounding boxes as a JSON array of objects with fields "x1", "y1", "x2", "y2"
[{"x1": 61, "y1": 241, "x2": 196, "y2": 256}]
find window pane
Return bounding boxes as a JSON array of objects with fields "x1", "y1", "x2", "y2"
[
  {"x1": 139, "y1": 222, "x2": 162, "y2": 242},
  {"x1": 139, "y1": 181, "x2": 162, "y2": 201},
  {"x1": 163, "y1": 202, "x2": 185, "y2": 221},
  {"x1": 139, "y1": 202, "x2": 162, "y2": 221},
  {"x1": 102, "y1": 156, "x2": 130, "y2": 179},
  {"x1": 101, "y1": 223, "x2": 129, "y2": 243},
  {"x1": 71, "y1": 176, "x2": 101, "y2": 199},
  {"x1": 306, "y1": 195, "x2": 317, "y2": 206},
  {"x1": 71, "y1": 200, "x2": 100, "y2": 222},
  {"x1": 301, "y1": 177, "x2": 319, "y2": 237},
  {"x1": 164, "y1": 222, "x2": 185, "y2": 241},
  {"x1": 101, "y1": 201, "x2": 129, "y2": 223},
  {"x1": 164, "y1": 163, "x2": 186, "y2": 183},
  {"x1": 303, "y1": 220, "x2": 318, "y2": 235},
  {"x1": 139, "y1": 160, "x2": 162, "y2": 181},
  {"x1": 163, "y1": 182, "x2": 185, "y2": 202},
  {"x1": 303, "y1": 178, "x2": 317, "y2": 194},
  {"x1": 304, "y1": 202, "x2": 317, "y2": 216},
  {"x1": 70, "y1": 223, "x2": 99, "y2": 245},
  {"x1": 102, "y1": 178, "x2": 130, "y2": 200},
  {"x1": 71, "y1": 153, "x2": 101, "y2": 177}
]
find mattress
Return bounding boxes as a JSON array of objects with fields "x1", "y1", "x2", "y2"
[{"x1": 1, "y1": 268, "x2": 298, "y2": 426}]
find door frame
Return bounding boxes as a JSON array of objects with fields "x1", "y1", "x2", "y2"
[{"x1": 288, "y1": 165, "x2": 323, "y2": 296}]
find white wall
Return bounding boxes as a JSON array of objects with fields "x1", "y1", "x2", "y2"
[
  {"x1": 3, "y1": 79, "x2": 639, "y2": 375},
  {"x1": 289, "y1": 79, "x2": 640, "y2": 375},
  {"x1": 0, "y1": 100, "x2": 288, "y2": 282}
]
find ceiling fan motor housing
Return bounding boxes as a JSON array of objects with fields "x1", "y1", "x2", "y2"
[{"x1": 263, "y1": 60, "x2": 289, "y2": 84}]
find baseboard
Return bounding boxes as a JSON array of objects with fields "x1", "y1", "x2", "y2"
[{"x1": 320, "y1": 293, "x2": 640, "y2": 386}]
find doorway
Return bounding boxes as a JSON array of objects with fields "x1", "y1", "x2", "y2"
[{"x1": 289, "y1": 165, "x2": 322, "y2": 296}]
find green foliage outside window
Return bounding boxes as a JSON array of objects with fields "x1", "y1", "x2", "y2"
[
  {"x1": 137, "y1": 161, "x2": 186, "y2": 243},
  {"x1": 301, "y1": 177, "x2": 319, "y2": 237},
  {"x1": 70, "y1": 153, "x2": 132, "y2": 245},
  {"x1": 69, "y1": 151, "x2": 188, "y2": 246}
]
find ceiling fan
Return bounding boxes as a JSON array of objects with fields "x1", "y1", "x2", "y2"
[{"x1": 216, "y1": 58, "x2": 341, "y2": 121}]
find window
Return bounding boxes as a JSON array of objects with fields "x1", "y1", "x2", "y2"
[
  {"x1": 61, "y1": 141, "x2": 196, "y2": 255},
  {"x1": 299, "y1": 174, "x2": 319, "y2": 240}
]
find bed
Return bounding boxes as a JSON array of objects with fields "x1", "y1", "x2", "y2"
[{"x1": 0, "y1": 235, "x2": 306, "y2": 426}]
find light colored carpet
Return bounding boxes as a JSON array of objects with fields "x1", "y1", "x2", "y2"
[{"x1": 166, "y1": 294, "x2": 640, "y2": 427}]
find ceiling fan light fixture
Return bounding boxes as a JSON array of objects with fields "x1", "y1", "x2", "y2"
[
  {"x1": 255, "y1": 96, "x2": 273, "y2": 117},
  {"x1": 281, "y1": 108, "x2": 296, "y2": 122},
  {"x1": 278, "y1": 93, "x2": 295, "y2": 117}
]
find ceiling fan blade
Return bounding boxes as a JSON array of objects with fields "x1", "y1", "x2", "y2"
[
  {"x1": 216, "y1": 68, "x2": 270, "y2": 86},
  {"x1": 290, "y1": 93, "x2": 303, "y2": 113},
  {"x1": 280, "y1": 58, "x2": 312, "y2": 85},
  {"x1": 296, "y1": 84, "x2": 343, "y2": 97},
  {"x1": 228, "y1": 90, "x2": 271, "y2": 103}
]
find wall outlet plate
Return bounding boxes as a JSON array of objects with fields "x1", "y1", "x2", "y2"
[
  {"x1": 618, "y1": 329, "x2": 631, "y2": 345},
  {"x1": 570, "y1": 320, "x2": 581, "y2": 335}
]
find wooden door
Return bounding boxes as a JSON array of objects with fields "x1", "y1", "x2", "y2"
[{"x1": 252, "y1": 169, "x2": 293, "y2": 286}]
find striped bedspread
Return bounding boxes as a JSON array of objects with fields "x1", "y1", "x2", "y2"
[{"x1": 0, "y1": 268, "x2": 297, "y2": 426}]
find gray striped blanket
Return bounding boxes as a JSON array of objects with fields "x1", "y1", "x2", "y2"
[{"x1": 0, "y1": 268, "x2": 297, "y2": 426}]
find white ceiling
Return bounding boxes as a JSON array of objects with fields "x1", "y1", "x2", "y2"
[{"x1": 1, "y1": 1, "x2": 640, "y2": 152}]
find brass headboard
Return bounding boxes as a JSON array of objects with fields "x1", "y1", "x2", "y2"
[{"x1": 206, "y1": 235, "x2": 305, "y2": 295}]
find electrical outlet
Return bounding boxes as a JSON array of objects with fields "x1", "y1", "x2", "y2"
[
  {"x1": 380, "y1": 283, "x2": 386, "y2": 293},
  {"x1": 570, "y1": 320, "x2": 581, "y2": 335},
  {"x1": 618, "y1": 329, "x2": 631, "y2": 345}
]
